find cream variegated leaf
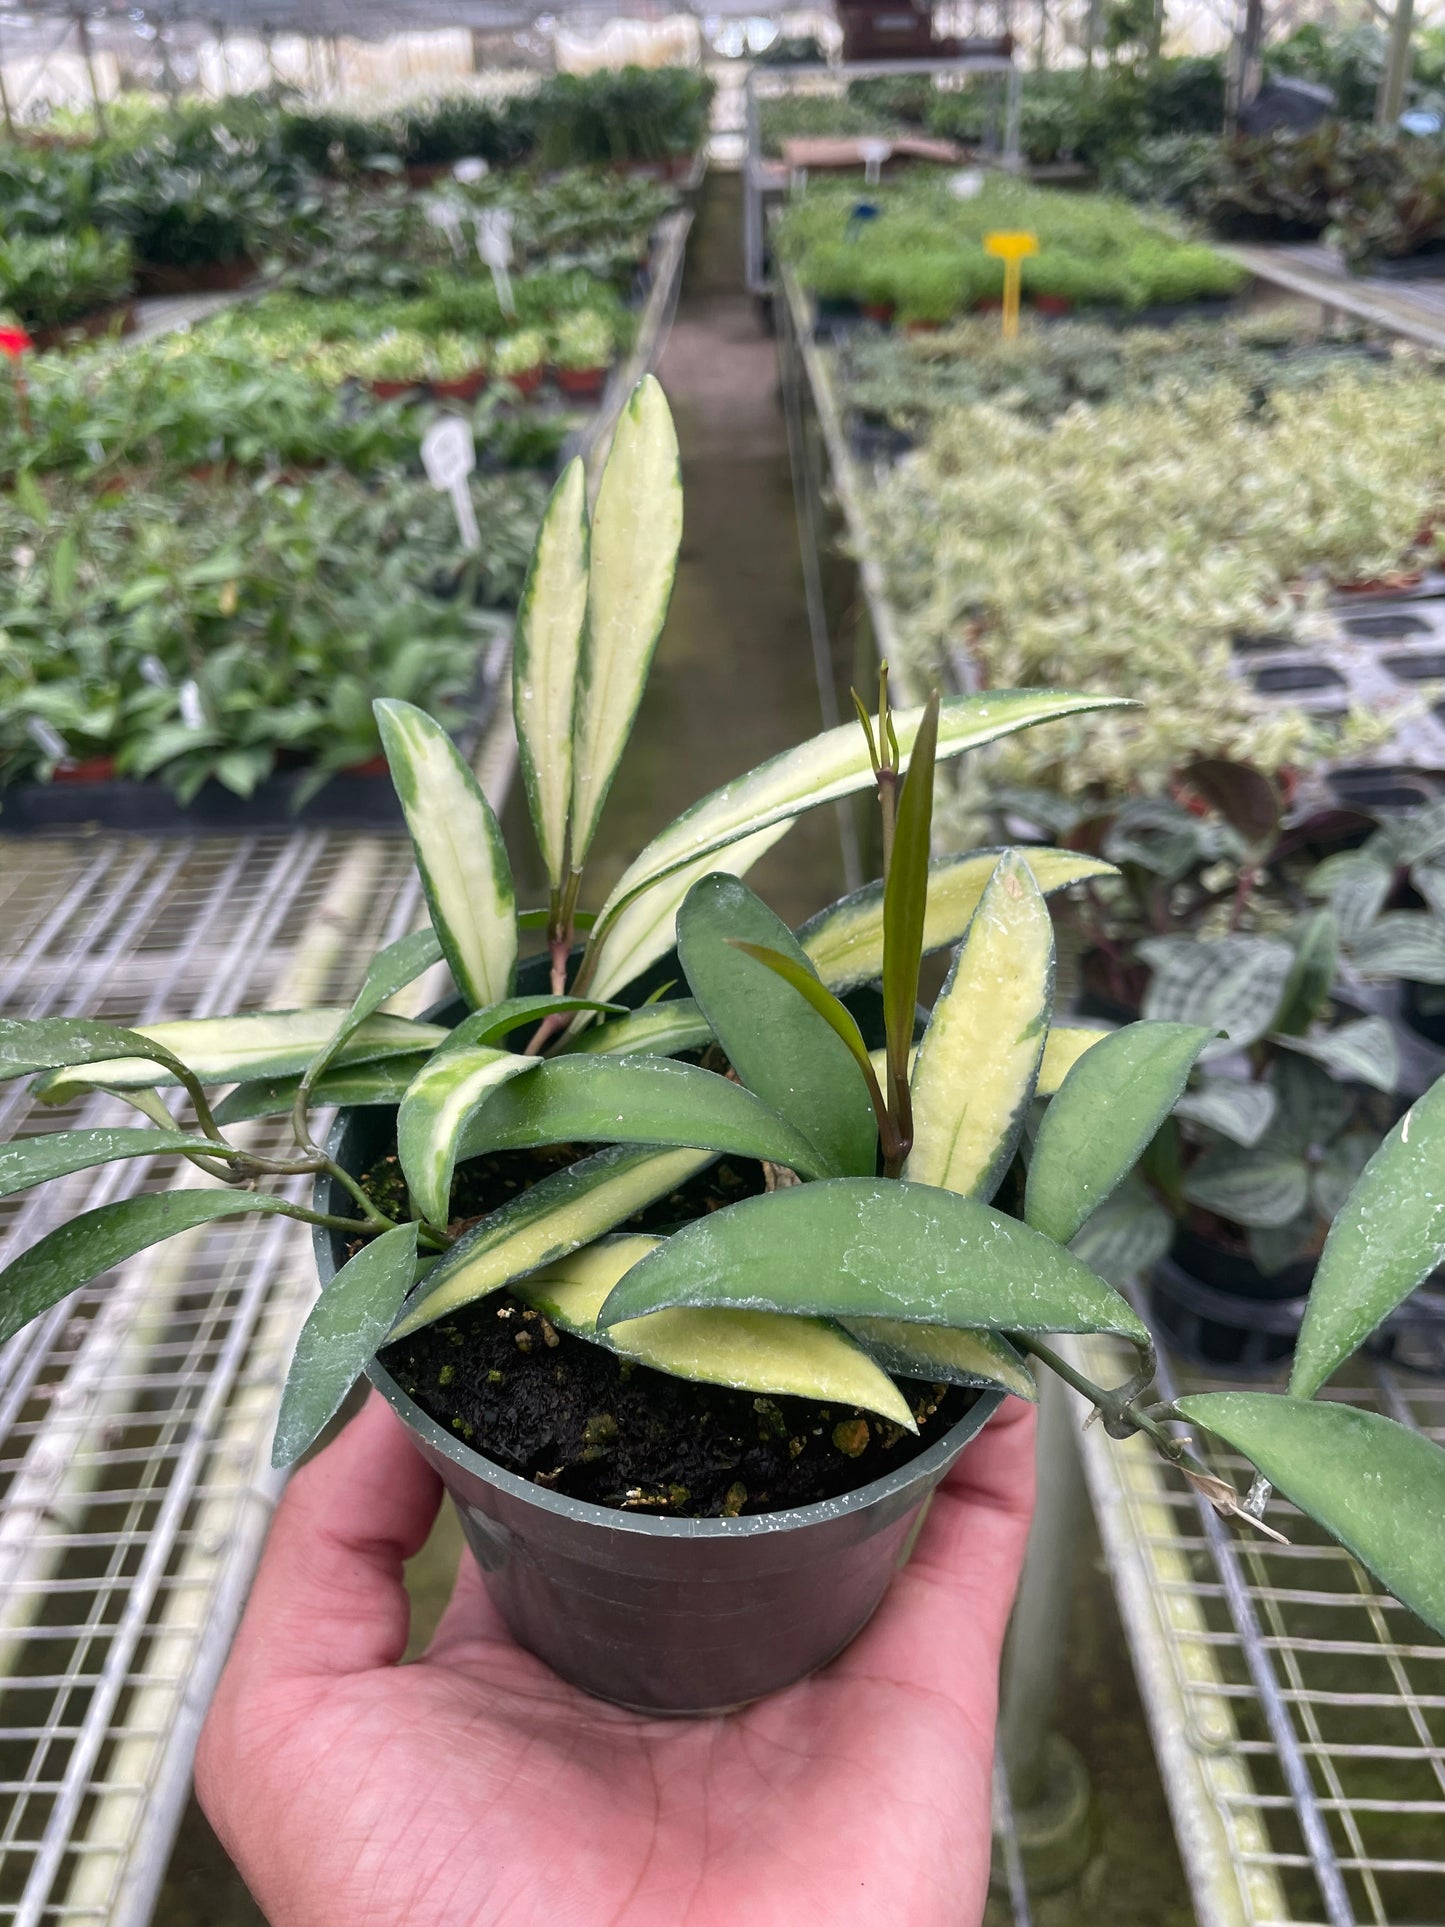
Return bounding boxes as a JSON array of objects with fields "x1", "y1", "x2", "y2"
[
  {"x1": 513, "y1": 458, "x2": 590, "y2": 890},
  {"x1": 397, "y1": 1047, "x2": 540, "y2": 1228},
  {"x1": 842, "y1": 1318, "x2": 1036, "y2": 1399}
]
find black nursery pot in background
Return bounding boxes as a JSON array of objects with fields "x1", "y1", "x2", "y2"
[
  {"x1": 1148, "y1": 1223, "x2": 1313, "y2": 1372},
  {"x1": 312, "y1": 952, "x2": 1005, "y2": 1715}
]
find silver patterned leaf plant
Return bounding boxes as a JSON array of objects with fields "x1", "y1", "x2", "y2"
[{"x1": 0, "y1": 377, "x2": 1442, "y2": 1640}]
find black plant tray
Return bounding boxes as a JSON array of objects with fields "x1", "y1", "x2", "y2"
[
  {"x1": 0, "y1": 765, "x2": 407, "y2": 838},
  {"x1": 1357, "y1": 248, "x2": 1445, "y2": 281}
]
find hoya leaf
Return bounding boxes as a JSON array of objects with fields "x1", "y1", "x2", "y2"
[
  {"x1": 0, "y1": 1127, "x2": 233, "y2": 1200},
  {"x1": 883, "y1": 690, "x2": 939, "y2": 1080},
  {"x1": 1172, "y1": 1077, "x2": 1277, "y2": 1147},
  {"x1": 33, "y1": 1009, "x2": 446, "y2": 1102},
  {"x1": 390, "y1": 1143, "x2": 716, "y2": 1337},
  {"x1": 1291, "y1": 1077, "x2": 1445, "y2": 1398},
  {"x1": 454, "y1": 1054, "x2": 836, "y2": 1180},
  {"x1": 678, "y1": 875, "x2": 877, "y2": 1179},
  {"x1": 1026, "y1": 1022, "x2": 1214, "y2": 1246},
  {"x1": 596, "y1": 1177, "x2": 1150, "y2": 1344},
  {"x1": 302, "y1": 926, "x2": 444, "y2": 1094},
  {"x1": 442, "y1": 995, "x2": 625, "y2": 1054},
  {"x1": 1142, "y1": 936, "x2": 1294, "y2": 1057},
  {"x1": 397, "y1": 1047, "x2": 541, "y2": 1227},
  {"x1": 1068, "y1": 1179, "x2": 1174, "y2": 1290},
  {"x1": 375, "y1": 699, "x2": 516, "y2": 1010},
  {"x1": 842, "y1": 1318, "x2": 1036, "y2": 1399},
  {"x1": 1176, "y1": 1393, "x2": 1445, "y2": 1638},
  {"x1": 733, "y1": 944, "x2": 884, "y2": 1105},
  {"x1": 273, "y1": 1223, "x2": 420, "y2": 1469},
  {"x1": 908, "y1": 852, "x2": 1053, "y2": 1202},
  {"x1": 0, "y1": 1016, "x2": 192, "y2": 1088},
  {"x1": 1182, "y1": 1148, "x2": 1311, "y2": 1228},
  {"x1": 595, "y1": 690, "x2": 1134, "y2": 944},
  {"x1": 559, "y1": 999, "x2": 714, "y2": 1060},
  {"x1": 585, "y1": 823, "x2": 792, "y2": 1006},
  {"x1": 517, "y1": 1236, "x2": 915, "y2": 1429},
  {"x1": 513, "y1": 457, "x2": 589, "y2": 890},
  {"x1": 1037, "y1": 1026, "x2": 1110, "y2": 1097},
  {"x1": 213, "y1": 1054, "x2": 432, "y2": 1127},
  {"x1": 0, "y1": 1191, "x2": 299, "y2": 1344},
  {"x1": 799, "y1": 848, "x2": 1115, "y2": 994},
  {"x1": 1273, "y1": 1018, "x2": 1400, "y2": 1095},
  {"x1": 569, "y1": 377, "x2": 683, "y2": 868}
]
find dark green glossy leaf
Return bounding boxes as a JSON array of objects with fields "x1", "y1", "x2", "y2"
[
  {"x1": 0, "y1": 1127, "x2": 233, "y2": 1200},
  {"x1": 213, "y1": 1055, "x2": 432, "y2": 1127},
  {"x1": 1291, "y1": 1077, "x2": 1445, "y2": 1398},
  {"x1": 678, "y1": 874, "x2": 876, "y2": 1178},
  {"x1": 0, "y1": 1191, "x2": 298, "y2": 1344},
  {"x1": 1026, "y1": 1022, "x2": 1214, "y2": 1246},
  {"x1": 1177, "y1": 1392, "x2": 1445, "y2": 1638},
  {"x1": 596, "y1": 1177, "x2": 1150, "y2": 1342},
  {"x1": 882, "y1": 690, "x2": 938, "y2": 1079},
  {"x1": 273, "y1": 1223, "x2": 420, "y2": 1469},
  {"x1": 728, "y1": 944, "x2": 885, "y2": 1121},
  {"x1": 444, "y1": 995, "x2": 626, "y2": 1053}
]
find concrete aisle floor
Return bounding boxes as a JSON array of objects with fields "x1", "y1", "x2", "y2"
[{"x1": 156, "y1": 171, "x2": 1192, "y2": 1927}]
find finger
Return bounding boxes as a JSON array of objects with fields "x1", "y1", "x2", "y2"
[
  {"x1": 832, "y1": 1393, "x2": 1036, "y2": 1696},
  {"x1": 231, "y1": 1391, "x2": 443, "y2": 1680}
]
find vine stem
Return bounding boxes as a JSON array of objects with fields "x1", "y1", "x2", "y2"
[{"x1": 1013, "y1": 1332, "x2": 1220, "y2": 1484}]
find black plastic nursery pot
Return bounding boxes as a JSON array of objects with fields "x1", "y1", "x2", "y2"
[
  {"x1": 311, "y1": 954, "x2": 1006, "y2": 1715},
  {"x1": 1149, "y1": 1223, "x2": 1313, "y2": 1373}
]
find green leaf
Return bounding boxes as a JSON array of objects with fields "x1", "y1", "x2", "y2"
[
  {"x1": 513, "y1": 457, "x2": 589, "y2": 891},
  {"x1": 559, "y1": 999, "x2": 713, "y2": 1060},
  {"x1": 443, "y1": 995, "x2": 626, "y2": 1054},
  {"x1": 391, "y1": 1143, "x2": 716, "y2": 1337},
  {"x1": 1026, "y1": 1021, "x2": 1214, "y2": 1246},
  {"x1": 1037, "y1": 1026, "x2": 1110, "y2": 1096},
  {"x1": 0, "y1": 1016, "x2": 192, "y2": 1087},
  {"x1": 375, "y1": 699, "x2": 516, "y2": 1010},
  {"x1": 213, "y1": 1054, "x2": 432, "y2": 1127},
  {"x1": 678, "y1": 875, "x2": 877, "y2": 1179},
  {"x1": 0, "y1": 1127, "x2": 232, "y2": 1200},
  {"x1": 1306, "y1": 849, "x2": 1392, "y2": 943},
  {"x1": 1182, "y1": 1148, "x2": 1310, "y2": 1228},
  {"x1": 585, "y1": 823, "x2": 792, "y2": 1005},
  {"x1": 397, "y1": 1047, "x2": 540, "y2": 1227},
  {"x1": 32, "y1": 1009, "x2": 445, "y2": 1102},
  {"x1": 1273, "y1": 1018, "x2": 1399, "y2": 1095},
  {"x1": 595, "y1": 690, "x2": 1135, "y2": 944},
  {"x1": 517, "y1": 1236, "x2": 916, "y2": 1428},
  {"x1": 1176, "y1": 1393, "x2": 1445, "y2": 1638},
  {"x1": 908, "y1": 851, "x2": 1053, "y2": 1203},
  {"x1": 883, "y1": 690, "x2": 939, "y2": 1080},
  {"x1": 1142, "y1": 937, "x2": 1294, "y2": 1056},
  {"x1": 798, "y1": 848, "x2": 1114, "y2": 994},
  {"x1": 1290, "y1": 1077, "x2": 1445, "y2": 1398},
  {"x1": 0, "y1": 1191, "x2": 299, "y2": 1344},
  {"x1": 301, "y1": 926, "x2": 443, "y2": 1094},
  {"x1": 842, "y1": 1318, "x2": 1036, "y2": 1398},
  {"x1": 596, "y1": 1177, "x2": 1151, "y2": 1344},
  {"x1": 454, "y1": 1054, "x2": 837, "y2": 1180},
  {"x1": 1180, "y1": 758, "x2": 1281, "y2": 849},
  {"x1": 1272, "y1": 910, "x2": 1339, "y2": 1037},
  {"x1": 569, "y1": 377, "x2": 683, "y2": 868},
  {"x1": 730, "y1": 944, "x2": 885, "y2": 1120},
  {"x1": 272, "y1": 1223, "x2": 420, "y2": 1469},
  {"x1": 1351, "y1": 912, "x2": 1445, "y2": 984},
  {"x1": 1172, "y1": 1077, "x2": 1276, "y2": 1147},
  {"x1": 1068, "y1": 1179, "x2": 1174, "y2": 1289}
]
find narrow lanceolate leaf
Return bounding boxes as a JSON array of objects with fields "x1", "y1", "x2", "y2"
[
  {"x1": 883, "y1": 690, "x2": 939, "y2": 1082},
  {"x1": 273, "y1": 1223, "x2": 420, "y2": 1469},
  {"x1": 301, "y1": 927, "x2": 443, "y2": 1093},
  {"x1": 595, "y1": 690, "x2": 1135, "y2": 941},
  {"x1": 455, "y1": 1054, "x2": 835, "y2": 1180},
  {"x1": 584, "y1": 822, "x2": 792, "y2": 1005},
  {"x1": 33, "y1": 1010, "x2": 446, "y2": 1102},
  {"x1": 1142, "y1": 936, "x2": 1294, "y2": 1057},
  {"x1": 1177, "y1": 1392, "x2": 1445, "y2": 1638},
  {"x1": 1273, "y1": 1018, "x2": 1399, "y2": 1096},
  {"x1": 842, "y1": 1318, "x2": 1036, "y2": 1399},
  {"x1": 1037, "y1": 1026, "x2": 1109, "y2": 1097},
  {"x1": 733, "y1": 946, "x2": 883, "y2": 1115},
  {"x1": 391, "y1": 1143, "x2": 715, "y2": 1337},
  {"x1": 1290, "y1": 1076, "x2": 1445, "y2": 1399},
  {"x1": 1273, "y1": 910, "x2": 1338, "y2": 1036},
  {"x1": 679, "y1": 875, "x2": 877, "y2": 1179},
  {"x1": 1026, "y1": 1022, "x2": 1214, "y2": 1247},
  {"x1": 561, "y1": 999, "x2": 713, "y2": 1060},
  {"x1": 375, "y1": 698, "x2": 516, "y2": 1010},
  {"x1": 397, "y1": 1047, "x2": 540, "y2": 1227},
  {"x1": 0, "y1": 1128, "x2": 233, "y2": 1200},
  {"x1": 0, "y1": 1016, "x2": 193, "y2": 1087},
  {"x1": 443, "y1": 995, "x2": 625, "y2": 1054},
  {"x1": 569, "y1": 377, "x2": 683, "y2": 867},
  {"x1": 0, "y1": 1192, "x2": 299, "y2": 1344},
  {"x1": 907, "y1": 853, "x2": 1053, "y2": 1204},
  {"x1": 213, "y1": 1055, "x2": 432, "y2": 1128},
  {"x1": 513, "y1": 457, "x2": 589, "y2": 889},
  {"x1": 517, "y1": 1236, "x2": 915, "y2": 1429},
  {"x1": 799, "y1": 849, "x2": 1115, "y2": 994},
  {"x1": 596, "y1": 1177, "x2": 1150, "y2": 1344}
]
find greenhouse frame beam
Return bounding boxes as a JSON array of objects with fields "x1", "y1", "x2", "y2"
[{"x1": 1377, "y1": 0, "x2": 1415, "y2": 123}]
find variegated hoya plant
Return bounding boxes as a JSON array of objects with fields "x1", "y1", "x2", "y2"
[{"x1": 1, "y1": 378, "x2": 1443, "y2": 1638}]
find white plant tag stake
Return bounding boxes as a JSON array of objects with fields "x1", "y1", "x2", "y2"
[
  {"x1": 475, "y1": 208, "x2": 516, "y2": 319},
  {"x1": 949, "y1": 168, "x2": 985, "y2": 200},
  {"x1": 453, "y1": 156, "x2": 489, "y2": 184},
  {"x1": 421, "y1": 415, "x2": 480, "y2": 552},
  {"x1": 178, "y1": 679, "x2": 206, "y2": 730},
  {"x1": 859, "y1": 138, "x2": 892, "y2": 187},
  {"x1": 25, "y1": 717, "x2": 68, "y2": 763},
  {"x1": 423, "y1": 198, "x2": 466, "y2": 260}
]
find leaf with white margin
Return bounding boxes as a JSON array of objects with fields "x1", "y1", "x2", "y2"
[
  {"x1": 397, "y1": 1047, "x2": 540, "y2": 1227},
  {"x1": 513, "y1": 457, "x2": 589, "y2": 890}
]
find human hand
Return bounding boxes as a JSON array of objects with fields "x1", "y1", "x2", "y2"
[{"x1": 197, "y1": 1389, "x2": 1036, "y2": 1927}]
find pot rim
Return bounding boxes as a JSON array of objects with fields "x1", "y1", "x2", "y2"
[{"x1": 365, "y1": 1353, "x2": 1004, "y2": 1541}]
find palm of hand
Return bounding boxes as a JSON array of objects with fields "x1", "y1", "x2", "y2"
[{"x1": 198, "y1": 1395, "x2": 1034, "y2": 1927}]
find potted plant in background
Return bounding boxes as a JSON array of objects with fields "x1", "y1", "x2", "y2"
[
  {"x1": 493, "y1": 327, "x2": 547, "y2": 396},
  {"x1": 1, "y1": 379, "x2": 1442, "y2": 1718},
  {"x1": 549, "y1": 309, "x2": 615, "y2": 400},
  {"x1": 0, "y1": 229, "x2": 135, "y2": 348}
]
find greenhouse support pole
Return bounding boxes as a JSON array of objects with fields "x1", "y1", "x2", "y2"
[
  {"x1": 1376, "y1": 0, "x2": 1415, "y2": 124},
  {"x1": 1148, "y1": 0, "x2": 1166, "y2": 60},
  {"x1": 1226, "y1": 0, "x2": 1265, "y2": 133},
  {"x1": 1034, "y1": 0, "x2": 1049, "y2": 70},
  {"x1": 0, "y1": 24, "x2": 15, "y2": 140},
  {"x1": 75, "y1": 12, "x2": 107, "y2": 139}
]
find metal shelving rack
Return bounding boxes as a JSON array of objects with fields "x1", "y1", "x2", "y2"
[{"x1": 778, "y1": 258, "x2": 1445, "y2": 1927}]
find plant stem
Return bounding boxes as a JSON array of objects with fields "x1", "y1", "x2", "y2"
[{"x1": 1015, "y1": 1332, "x2": 1228, "y2": 1487}]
